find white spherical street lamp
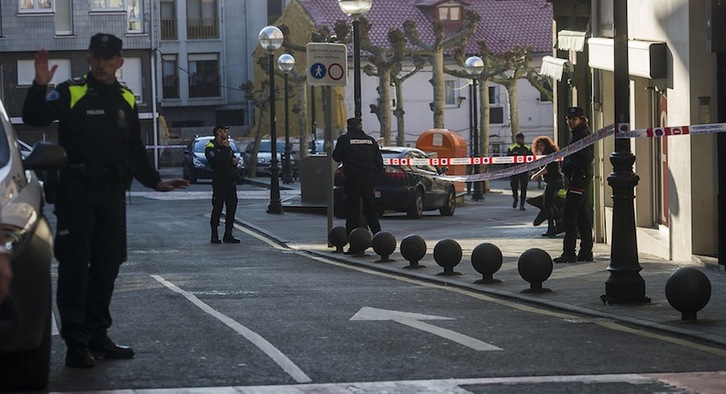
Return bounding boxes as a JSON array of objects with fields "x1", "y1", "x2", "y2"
[
  {"x1": 277, "y1": 54, "x2": 295, "y2": 185},
  {"x1": 465, "y1": 56, "x2": 484, "y2": 201}
]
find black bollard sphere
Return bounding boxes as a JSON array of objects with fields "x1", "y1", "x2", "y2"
[
  {"x1": 347, "y1": 227, "x2": 372, "y2": 255},
  {"x1": 517, "y1": 248, "x2": 553, "y2": 293},
  {"x1": 400, "y1": 234, "x2": 427, "y2": 269},
  {"x1": 665, "y1": 267, "x2": 711, "y2": 321},
  {"x1": 328, "y1": 226, "x2": 348, "y2": 253},
  {"x1": 372, "y1": 231, "x2": 397, "y2": 263},
  {"x1": 471, "y1": 243, "x2": 503, "y2": 283},
  {"x1": 433, "y1": 239, "x2": 462, "y2": 276}
]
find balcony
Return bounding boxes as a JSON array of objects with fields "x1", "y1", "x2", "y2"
[
  {"x1": 187, "y1": 17, "x2": 219, "y2": 39},
  {"x1": 161, "y1": 18, "x2": 177, "y2": 40}
]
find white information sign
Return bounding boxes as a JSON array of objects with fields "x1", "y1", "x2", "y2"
[{"x1": 306, "y1": 43, "x2": 348, "y2": 86}]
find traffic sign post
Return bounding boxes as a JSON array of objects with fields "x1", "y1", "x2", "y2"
[{"x1": 306, "y1": 43, "x2": 348, "y2": 86}]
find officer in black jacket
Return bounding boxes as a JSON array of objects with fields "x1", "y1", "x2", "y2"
[
  {"x1": 205, "y1": 125, "x2": 240, "y2": 244},
  {"x1": 507, "y1": 133, "x2": 533, "y2": 210},
  {"x1": 332, "y1": 118, "x2": 384, "y2": 236},
  {"x1": 554, "y1": 107, "x2": 594, "y2": 263},
  {"x1": 22, "y1": 33, "x2": 188, "y2": 368}
]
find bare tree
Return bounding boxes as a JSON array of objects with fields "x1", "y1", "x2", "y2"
[
  {"x1": 240, "y1": 78, "x2": 270, "y2": 177},
  {"x1": 491, "y1": 45, "x2": 534, "y2": 142},
  {"x1": 403, "y1": 9, "x2": 480, "y2": 129},
  {"x1": 391, "y1": 54, "x2": 425, "y2": 146}
]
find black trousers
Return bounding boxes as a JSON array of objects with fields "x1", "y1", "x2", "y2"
[
  {"x1": 211, "y1": 179, "x2": 238, "y2": 235},
  {"x1": 510, "y1": 173, "x2": 529, "y2": 206},
  {"x1": 543, "y1": 178, "x2": 564, "y2": 231},
  {"x1": 343, "y1": 172, "x2": 381, "y2": 235},
  {"x1": 562, "y1": 187, "x2": 593, "y2": 257},
  {"x1": 54, "y1": 182, "x2": 126, "y2": 347}
]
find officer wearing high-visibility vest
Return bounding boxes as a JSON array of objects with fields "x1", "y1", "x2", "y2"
[
  {"x1": 205, "y1": 125, "x2": 241, "y2": 244},
  {"x1": 22, "y1": 33, "x2": 188, "y2": 368},
  {"x1": 507, "y1": 133, "x2": 533, "y2": 210}
]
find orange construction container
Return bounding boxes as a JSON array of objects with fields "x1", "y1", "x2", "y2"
[{"x1": 415, "y1": 129, "x2": 468, "y2": 193}]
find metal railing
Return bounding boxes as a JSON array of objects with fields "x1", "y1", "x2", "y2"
[
  {"x1": 160, "y1": 18, "x2": 177, "y2": 40},
  {"x1": 187, "y1": 17, "x2": 218, "y2": 39}
]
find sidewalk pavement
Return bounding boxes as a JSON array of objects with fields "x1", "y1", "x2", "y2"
[{"x1": 162, "y1": 168, "x2": 726, "y2": 349}]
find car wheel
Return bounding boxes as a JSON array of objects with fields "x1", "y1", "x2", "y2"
[
  {"x1": 439, "y1": 188, "x2": 456, "y2": 216},
  {"x1": 407, "y1": 189, "x2": 424, "y2": 219},
  {"x1": 0, "y1": 304, "x2": 51, "y2": 391}
]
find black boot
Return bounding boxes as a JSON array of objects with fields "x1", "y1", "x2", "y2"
[
  {"x1": 211, "y1": 225, "x2": 221, "y2": 244},
  {"x1": 223, "y1": 231, "x2": 240, "y2": 244}
]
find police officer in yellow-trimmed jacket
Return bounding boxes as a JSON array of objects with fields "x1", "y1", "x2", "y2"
[
  {"x1": 205, "y1": 125, "x2": 241, "y2": 244},
  {"x1": 22, "y1": 33, "x2": 188, "y2": 368},
  {"x1": 507, "y1": 133, "x2": 533, "y2": 210}
]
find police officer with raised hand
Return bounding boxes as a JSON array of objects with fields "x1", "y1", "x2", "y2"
[
  {"x1": 553, "y1": 107, "x2": 594, "y2": 263},
  {"x1": 333, "y1": 118, "x2": 384, "y2": 237},
  {"x1": 22, "y1": 33, "x2": 188, "y2": 368},
  {"x1": 206, "y1": 125, "x2": 240, "y2": 244}
]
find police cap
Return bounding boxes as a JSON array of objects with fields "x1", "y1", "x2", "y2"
[
  {"x1": 212, "y1": 124, "x2": 229, "y2": 135},
  {"x1": 565, "y1": 107, "x2": 586, "y2": 119},
  {"x1": 347, "y1": 117, "x2": 362, "y2": 127},
  {"x1": 89, "y1": 33, "x2": 123, "y2": 56}
]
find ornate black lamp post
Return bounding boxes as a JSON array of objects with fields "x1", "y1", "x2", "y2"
[
  {"x1": 465, "y1": 56, "x2": 484, "y2": 201},
  {"x1": 338, "y1": 0, "x2": 373, "y2": 119},
  {"x1": 601, "y1": 0, "x2": 649, "y2": 304},
  {"x1": 259, "y1": 25, "x2": 284, "y2": 214},
  {"x1": 277, "y1": 53, "x2": 295, "y2": 184}
]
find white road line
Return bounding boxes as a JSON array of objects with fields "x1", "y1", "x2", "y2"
[{"x1": 150, "y1": 274, "x2": 312, "y2": 383}]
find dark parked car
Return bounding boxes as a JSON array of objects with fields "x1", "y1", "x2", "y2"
[
  {"x1": 182, "y1": 136, "x2": 245, "y2": 184},
  {"x1": 243, "y1": 139, "x2": 299, "y2": 178},
  {"x1": 334, "y1": 146, "x2": 456, "y2": 219},
  {"x1": 0, "y1": 100, "x2": 67, "y2": 391}
]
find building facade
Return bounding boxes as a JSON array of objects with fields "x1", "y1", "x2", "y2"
[{"x1": 551, "y1": 0, "x2": 722, "y2": 263}]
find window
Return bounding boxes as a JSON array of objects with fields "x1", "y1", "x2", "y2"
[
  {"x1": 188, "y1": 53, "x2": 220, "y2": 98},
  {"x1": 18, "y1": 59, "x2": 71, "y2": 86},
  {"x1": 117, "y1": 57, "x2": 143, "y2": 102},
  {"x1": 488, "y1": 86, "x2": 499, "y2": 105},
  {"x1": 162, "y1": 54, "x2": 179, "y2": 99},
  {"x1": 54, "y1": 0, "x2": 72, "y2": 35},
  {"x1": 19, "y1": 0, "x2": 52, "y2": 12},
  {"x1": 489, "y1": 107, "x2": 504, "y2": 124},
  {"x1": 437, "y1": 2, "x2": 461, "y2": 21},
  {"x1": 92, "y1": 0, "x2": 125, "y2": 10},
  {"x1": 186, "y1": 0, "x2": 218, "y2": 39},
  {"x1": 127, "y1": 0, "x2": 142, "y2": 32},
  {"x1": 160, "y1": 0, "x2": 177, "y2": 40},
  {"x1": 444, "y1": 80, "x2": 458, "y2": 107}
]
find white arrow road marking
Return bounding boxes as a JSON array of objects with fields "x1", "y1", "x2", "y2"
[
  {"x1": 350, "y1": 307, "x2": 503, "y2": 351},
  {"x1": 152, "y1": 275, "x2": 312, "y2": 383}
]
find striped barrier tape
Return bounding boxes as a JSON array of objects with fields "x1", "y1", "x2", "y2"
[{"x1": 145, "y1": 144, "x2": 187, "y2": 149}]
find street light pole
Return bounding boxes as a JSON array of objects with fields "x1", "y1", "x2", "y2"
[
  {"x1": 259, "y1": 26, "x2": 284, "y2": 215},
  {"x1": 465, "y1": 56, "x2": 484, "y2": 201},
  {"x1": 339, "y1": 0, "x2": 373, "y2": 120},
  {"x1": 601, "y1": 0, "x2": 649, "y2": 304},
  {"x1": 278, "y1": 53, "x2": 296, "y2": 184}
]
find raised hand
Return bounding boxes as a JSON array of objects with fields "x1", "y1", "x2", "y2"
[{"x1": 34, "y1": 49, "x2": 58, "y2": 86}]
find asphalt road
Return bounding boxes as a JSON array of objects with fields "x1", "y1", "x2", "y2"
[{"x1": 43, "y1": 180, "x2": 725, "y2": 393}]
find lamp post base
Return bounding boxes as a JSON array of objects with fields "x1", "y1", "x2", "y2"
[{"x1": 268, "y1": 159, "x2": 284, "y2": 215}]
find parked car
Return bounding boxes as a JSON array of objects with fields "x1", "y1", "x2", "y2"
[
  {"x1": 182, "y1": 136, "x2": 245, "y2": 184},
  {"x1": 0, "y1": 100, "x2": 67, "y2": 391},
  {"x1": 333, "y1": 146, "x2": 456, "y2": 219},
  {"x1": 243, "y1": 139, "x2": 298, "y2": 178}
]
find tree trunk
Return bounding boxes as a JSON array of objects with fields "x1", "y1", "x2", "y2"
[{"x1": 431, "y1": 50, "x2": 445, "y2": 129}]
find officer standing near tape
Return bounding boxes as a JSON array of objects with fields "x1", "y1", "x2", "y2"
[
  {"x1": 206, "y1": 124, "x2": 240, "y2": 244},
  {"x1": 333, "y1": 118, "x2": 384, "y2": 237},
  {"x1": 507, "y1": 133, "x2": 533, "y2": 210},
  {"x1": 554, "y1": 107, "x2": 594, "y2": 263},
  {"x1": 22, "y1": 33, "x2": 189, "y2": 368}
]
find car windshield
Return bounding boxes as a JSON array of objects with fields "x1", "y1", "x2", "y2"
[
  {"x1": 0, "y1": 121, "x2": 9, "y2": 166},
  {"x1": 193, "y1": 138, "x2": 239, "y2": 153},
  {"x1": 259, "y1": 141, "x2": 287, "y2": 152}
]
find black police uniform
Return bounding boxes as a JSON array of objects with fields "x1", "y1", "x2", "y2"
[
  {"x1": 559, "y1": 121, "x2": 594, "y2": 261},
  {"x1": 205, "y1": 136, "x2": 239, "y2": 242},
  {"x1": 507, "y1": 141, "x2": 533, "y2": 209},
  {"x1": 22, "y1": 72, "x2": 161, "y2": 351},
  {"x1": 332, "y1": 119, "x2": 384, "y2": 235}
]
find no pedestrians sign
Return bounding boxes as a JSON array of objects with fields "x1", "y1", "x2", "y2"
[{"x1": 306, "y1": 43, "x2": 347, "y2": 86}]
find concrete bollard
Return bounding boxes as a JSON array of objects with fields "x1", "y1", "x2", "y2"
[
  {"x1": 347, "y1": 227, "x2": 372, "y2": 256},
  {"x1": 328, "y1": 226, "x2": 348, "y2": 253},
  {"x1": 433, "y1": 239, "x2": 462, "y2": 276},
  {"x1": 372, "y1": 231, "x2": 397, "y2": 263},
  {"x1": 400, "y1": 234, "x2": 427, "y2": 269},
  {"x1": 517, "y1": 248, "x2": 553, "y2": 293},
  {"x1": 665, "y1": 267, "x2": 712, "y2": 321},
  {"x1": 471, "y1": 242, "x2": 503, "y2": 284}
]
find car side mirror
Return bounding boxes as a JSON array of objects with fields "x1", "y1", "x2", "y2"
[{"x1": 23, "y1": 141, "x2": 67, "y2": 171}]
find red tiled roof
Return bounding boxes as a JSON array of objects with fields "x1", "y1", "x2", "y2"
[{"x1": 297, "y1": 0, "x2": 552, "y2": 54}]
